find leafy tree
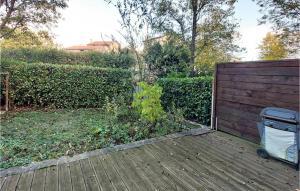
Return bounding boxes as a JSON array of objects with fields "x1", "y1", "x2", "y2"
[
  {"x1": 254, "y1": 0, "x2": 300, "y2": 54},
  {"x1": 258, "y1": 32, "x2": 288, "y2": 60},
  {"x1": 105, "y1": 0, "x2": 153, "y2": 81},
  {"x1": 194, "y1": 6, "x2": 243, "y2": 75},
  {"x1": 144, "y1": 39, "x2": 190, "y2": 77},
  {"x1": 0, "y1": 0, "x2": 68, "y2": 38},
  {"x1": 195, "y1": 45, "x2": 232, "y2": 76},
  {"x1": 0, "y1": 29, "x2": 55, "y2": 48},
  {"x1": 146, "y1": 0, "x2": 239, "y2": 65},
  {"x1": 106, "y1": 0, "x2": 241, "y2": 68}
]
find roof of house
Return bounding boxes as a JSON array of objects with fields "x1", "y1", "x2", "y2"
[
  {"x1": 87, "y1": 41, "x2": 119, "y2": 46},
  {"x1": 65, "y1": 45, "x2": 97, "y2": 50},
  {"x1": 65, "y1": 41, "x2": 120, "y2": 50}
]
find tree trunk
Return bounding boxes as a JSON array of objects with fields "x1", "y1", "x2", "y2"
[{"x1": 190, "y1": 0, "x2": 198, "y2": 74}]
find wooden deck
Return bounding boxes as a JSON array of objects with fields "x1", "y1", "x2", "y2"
[{"x1": 0, "y1": 131, "x2": 299, "y2": 191}]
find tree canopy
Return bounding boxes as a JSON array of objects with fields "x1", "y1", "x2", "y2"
[
  {"x1": 107, "y1": 0, "x2": 242, "y2": 76},
  {"x1": 0, "y1": 0, "x2": 68, "y2": 38},
  {"x1": 144, "y1": 39, "x2": 190, "y2": 77},
  {"x1": 0, "y1": 29, "x2": 55, "y2": 48},
  {"x1": 254, "y1": 0, "x2": 300, "y2": 54},
  {"x1": 258, "y1": 32, "x2": 288, "y2": 60},
  {"x1": 140, "y1": 0, "x2": 240, "y2": 65}
]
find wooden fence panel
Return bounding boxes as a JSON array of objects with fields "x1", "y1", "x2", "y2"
[{"x1": 213, "y1": 59, "x2": 300, "y2": 143}]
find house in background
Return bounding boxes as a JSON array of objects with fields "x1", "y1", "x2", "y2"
[
  {"x1": 65, "y1": 41, "x2": 120, "y2": 53},
  {"x1": 144, "y1": 36, "x2": 168, "y2": 46}
]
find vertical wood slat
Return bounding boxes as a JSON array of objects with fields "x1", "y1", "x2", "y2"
[
  {"x1": 0, "y1": 177, "x2": 6, "y2": 190},
  {"x1": 214, "y1": 59, "x2": 300, "y2": 142},
  {"x1": 1, "y1": 175, "x2": 20, "y2": 191},
  {"x1": 211, "y1": 63, "x2": 218, "y2": 130},
  {"x1": 80, "y1": 159, "x2": 100, "y2": 191},
  {"x1": 16, "y1": 171, "x2": 34, "y2": 191},
  {"x1": 31, "y1": 168, "x2": 47, "y2": 191},
  {"x1": 58, "y1": 164, "x2": 72, "y2": 191},
  {"x1": 45, "y1": 166, "x2": 59, "y2": 191},
  {"x1": 89, "y1": 156, "x2": 115, "y2": 191},
  {"x1": 69, "y1": 161, "x2": 86, "y2": 191}
]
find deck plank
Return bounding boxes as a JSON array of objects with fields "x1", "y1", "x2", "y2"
[
  {"x1": 139, "y1": 146, "x2": 196, "y2": 191},
  {"x1": 107, "y1": 153, "x2": 140, "y2": 191},
  {"x1": 124, "y1": 148, "x2": 173, "y2": 190},
  {"x1": 206, "y1": 132, "x2": 297, "y2": 175},
  {"x1": 155, "y1": 139, "x2": 254, "y2": 191},
  {"x1": 31, "y1": 168, "x2": 47, "y2": 191},
  {"x1": 0, "y1": 131, "x2": 298, "y2": 191},
  {"x1": 175, "y1": 135, "x2": 290, "y2": 191},
  {"x1": 118, "y1": 152, "x2": 161, "y2": 191},
  {"x1": 45, "y1": 166, "x2": 58, "y2": 191},
  {"x1": 69, "y1": 161, "x2": 86, "y2": 191},
  {"x1": 89, "y1": 156, "x2": 115, "y2": 191},
  {"x1": 172, "y1": 137, "x2": 266, "y2": 190},
  {"x1": 100, "y1": 155, "x2": 128, "y2": 191},
  {"x1": 0, "y1": 177, "x2": 6, "y2": 190},
  {"x1": 186, "y1": 135, "x2": 298, "y2": 186},
  {"x1": 1, "y1": 175, "x2": 20, "y2": 191},
  {"x1": 58, "y1": 164, "x2": 72, "y2": 191},
  {"x1": 80, "y1": 159, "x2": 100, "y2": 191},
  {"x1": 126, "y1": 147, "x2": 187, "y2": 190},
  {"x1": 16, "y1": 171, "x2": 34, "y2": 191},
  {"x1": 143, "y1": 144, "x2": 224, "y2": 191},
  {"x1": 110, "y1": 151, "x2": 155, "y2": 191}
]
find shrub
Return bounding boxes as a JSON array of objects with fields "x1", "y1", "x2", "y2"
[
  {"x1": 143, "y1": 40, "x2": 190, "y2": 77},
  {"x1": 132, "y1": 82, "x2": 166, "y2": 123},
  {"x1": 1, "y1": 48, "x2": 136, "y2": 69},
  {"x1": 157, "y1": 77, "x2": 212, "y2": 125},
  {"x1": 1, "y1": 59, "x2": 133, "y2": 108}
]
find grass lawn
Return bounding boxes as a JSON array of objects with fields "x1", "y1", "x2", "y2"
[{"x1": 0, "y1": 109, "x2": 189, "y2": 169}]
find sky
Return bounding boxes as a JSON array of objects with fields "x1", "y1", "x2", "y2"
[{"x1": 53, "y1": 0, "x2": 272, "y2": 61}]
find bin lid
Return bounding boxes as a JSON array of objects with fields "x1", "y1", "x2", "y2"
[{"x1": 260, "y1": 107, "x2": 299, "y2": 123}]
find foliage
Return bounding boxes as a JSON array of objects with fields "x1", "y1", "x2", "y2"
[
  {"x1": 1, "y1": 59, "x2": 133, "y2": 108},
  {"x1": 254, "y1": 0, "x2": 300, "y2": 54},
  {"x1": 195, "y1": 45, "x2": 232, "y2": 76},
  {"x1": 132, "y1": 82, "x2": 166, "y2": 123},
  {"x1": 0, "y1": 29, "x2": 55, "y2": 49},
  {"x1": 0, "y1": 0, "x2": 68, "y2": 38},
  {"x1": 158, "y1": 77, "x2": 212, "y2": 125},
  {"x1": 1, "y1": 48, "x2": 136, "y2": 69},
  {"x1": 258, "y1": 32, "x2": 288, "y2": 60},
  {"x1": 105, "y1": 0, "x2": 150, "y2": 81},
  {"x1": 194, "y1": 6, "x2": 243, "y2": 75},
  {"x1": 0, "y1": 109, "x2": 104, "y2": 169},
  {"x1": 1, "y1": 107, "x2": 191, "y2": 169},
  {"x1": 120, "y1": 0, "x2": 240, "y2": 65},
  {"x1": 144, "y1": 40, "x2": 190, "y2": 77}
]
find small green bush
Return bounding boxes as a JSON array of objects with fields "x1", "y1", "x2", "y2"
[
  {"x1": 157, "y1": 77, "x2": 212, "y2": 125},
  {"x1": 1, "y1": 59, "x2": 133, "y2": 108},
  {"x1": 132, "y1": 82, "x2": 166, "y2": 123},
  {"x1": 1, "y1": 48, "x2": 136, "y2": 69}
]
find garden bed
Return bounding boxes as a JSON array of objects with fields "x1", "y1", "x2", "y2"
[{"x1": 0, "y1": 108, "x2": 192, "y2": 169}]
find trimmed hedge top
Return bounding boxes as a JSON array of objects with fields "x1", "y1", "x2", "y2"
[
  {"x1": 1, "y1": 59, "x2": 133, "y2": 108},
  {"x1": 1, "y1": 48, "x2": 136, "y2": 69},
  {"x1": 158, "y1": 77, "x2": 212, "y2": 125}
]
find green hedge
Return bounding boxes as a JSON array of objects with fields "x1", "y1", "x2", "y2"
[
  {"x1": 157, "y1": 77, "x2": 212, "y2": 125},
  {"x1": 1, "y1": 48, "x2": 135, "y2": 69},
  {"x1": 1, "y1": 59, "x2": 133, "y2": 108}
]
